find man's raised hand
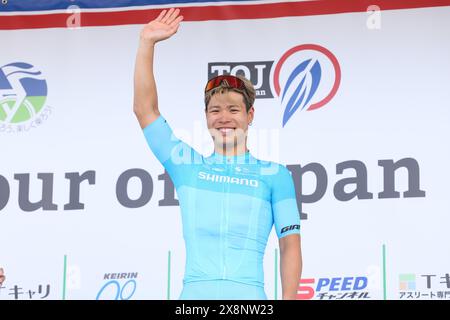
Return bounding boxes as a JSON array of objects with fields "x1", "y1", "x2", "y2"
[{"x1": 140, "y1": 8, "x2": 184, "y2": 44}]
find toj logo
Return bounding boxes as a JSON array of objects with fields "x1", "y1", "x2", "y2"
[
  {"x1": 207, "y1": 44, "x2": 341, "y2": 127},
  {"x1": 208, "y1": 61, "x2": 274, "y2": 98},
  {"x1": 0, "y1": 62, "x2": 51, "y2": 133}
]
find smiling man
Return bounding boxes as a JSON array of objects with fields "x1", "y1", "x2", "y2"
[
  {"x1": 133, "y1": 8, "x2": 302, "y2": 300},
  {"x1": 204, "y1": 75, "x2": 255, "y2": 158}
]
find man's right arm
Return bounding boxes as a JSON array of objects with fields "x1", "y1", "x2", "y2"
[
  {"x1": 133, "y1": 8, "x2": 183, "y2": 129},
  {"x1": 133, "y1": 40, "x2": 160, "y2": 129}
]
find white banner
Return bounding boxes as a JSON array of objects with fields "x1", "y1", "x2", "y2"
[{"x1": 1, "y1": 4, "x2": 449, "y2": 300}]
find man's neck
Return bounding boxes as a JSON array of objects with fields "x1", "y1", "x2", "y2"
[{"x1": 215, "y1": 144, "x2": 248, "y2": 157}]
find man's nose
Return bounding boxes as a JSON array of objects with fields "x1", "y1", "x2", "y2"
[{"x1": 217, "y1": 110, "x2": 232, "y2": 123}]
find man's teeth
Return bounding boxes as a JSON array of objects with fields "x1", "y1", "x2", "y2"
[{"x1": 219, "y1": 128, "x2": 234, "y2": 133}]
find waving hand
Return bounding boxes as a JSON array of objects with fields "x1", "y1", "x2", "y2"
[{"x1": 140, "y1": 8, "x2": 184, "y2": 44}]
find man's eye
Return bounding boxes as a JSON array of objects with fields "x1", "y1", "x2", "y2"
[{"x1": 231, "y1": 109, "x2": 239, "y2": 113}]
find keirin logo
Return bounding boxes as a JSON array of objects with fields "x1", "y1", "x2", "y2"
[
  {"x1": 96, "y1": 272, "x2": 138, "y2": 300},
  {"x1": 0, "y1": 62, "x2": 51, "y2": 133},
  {"x1": 274, "y1": 44, "x2": 341, "y2": 126}
]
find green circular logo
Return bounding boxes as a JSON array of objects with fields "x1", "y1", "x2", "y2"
[{"x1": 0, "y1": 62, "x2": 49, "y2": 131}]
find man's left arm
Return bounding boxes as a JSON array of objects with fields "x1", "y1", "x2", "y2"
[
  {"x1": 279, "y1": 234, "x2": 302, "y2": 300},
  {"x1": 271, "y1": 164, "x2": 302, "y2": 300}
]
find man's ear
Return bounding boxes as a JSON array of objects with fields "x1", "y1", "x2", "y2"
[{"x1": 248, "y1": 106, "x2": 255, "y2": 121}]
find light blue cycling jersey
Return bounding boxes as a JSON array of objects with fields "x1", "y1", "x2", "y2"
[{"x1": 143, "y1": 115, "x2": 300, "y2": 298}]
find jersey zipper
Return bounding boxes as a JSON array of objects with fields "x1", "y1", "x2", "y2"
[{"x1": 222, "y1": 158, "x2": 232, "y2": 279}]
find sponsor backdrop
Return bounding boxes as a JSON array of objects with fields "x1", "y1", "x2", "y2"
[{"x1": 1, "y1": 0, "x2": 449, "y2": 300}]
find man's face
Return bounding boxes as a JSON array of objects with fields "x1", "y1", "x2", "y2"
[{"x1": 205, "y1": 90, "x2": 254, "y2": 154}]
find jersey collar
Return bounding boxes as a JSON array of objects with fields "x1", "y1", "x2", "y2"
[{"x1": 209, "y1": 151, "x2": 254, "y2": 164}]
